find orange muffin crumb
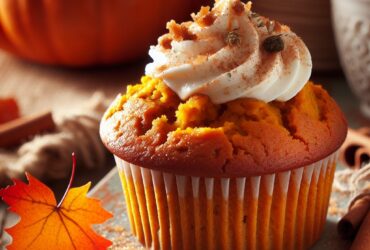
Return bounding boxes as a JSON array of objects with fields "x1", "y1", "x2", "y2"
[{"x1": 101, "y1": 76, "x2": 347, "y2": 177}]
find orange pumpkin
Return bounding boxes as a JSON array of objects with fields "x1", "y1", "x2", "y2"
[{"x1": 0, "y1": 0, "x2": 211, "y2": 67}]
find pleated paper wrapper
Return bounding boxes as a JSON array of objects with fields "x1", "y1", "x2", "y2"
[{"x1": 114, "y1": 151, "x2": 338, "y2": 250}]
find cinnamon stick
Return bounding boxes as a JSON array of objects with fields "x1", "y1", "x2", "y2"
[
  {"x1": 338, "y1": 194, "x2": 370, "y2": 239},
  {"x1": 350, "y1": 210, "x2": 370, "y2": 250},
  {"x1": 0, "y1": 98, "x2": 19, "y2": 124},
  {"x1": 340, "y1": 128, "x2": 370, "y2": 169},
  {"x1": 0, "y1": 111, "x2": 55, "y2": 148}
]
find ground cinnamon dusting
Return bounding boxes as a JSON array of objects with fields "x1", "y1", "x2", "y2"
[
  {"x1": 329, "y1": 199, "x2": 347, "y2": 218},
  {"x1": 157, "y1": 65, "x2": 168, "y2": 72},
  {"x1": 98, "y1": 224, "x2": 144, "y2": 250},
  {"x1": 225, "y1": 30, "x2": 241, "y2": 47}
]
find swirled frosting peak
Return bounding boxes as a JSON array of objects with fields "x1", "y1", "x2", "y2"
[{"x1": 145, "y1": 0, "x2": 312, "y2": 104}]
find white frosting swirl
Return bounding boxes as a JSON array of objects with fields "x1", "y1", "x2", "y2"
[{"x1": 145, "y1": 0, "x2": 312, "y2": 104}]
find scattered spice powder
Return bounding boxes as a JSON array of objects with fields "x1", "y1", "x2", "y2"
[{"x1": 225, "y1": 30, "x2": 241, "y2": 47}]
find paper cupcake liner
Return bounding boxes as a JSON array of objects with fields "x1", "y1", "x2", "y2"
[{"x1": 114, "y1": 151, "x2": 338, "y2": 250}]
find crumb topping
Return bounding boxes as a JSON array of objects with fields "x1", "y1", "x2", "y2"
[
  {"x1": 191, "y1": 6, "x2": 216, "y2": 27},
  {"x1": 159, "y1": 34, "x2": 173, "y2": 50},
  {"x1": 166, "y1": 20, "x2": 197, "y2": 41},
  {"x1": 102, "y1": 76, "x2": 346, "y2": 176},
  {"x1": 106, "y1": 76, "x2": 324, "y2": 140}
]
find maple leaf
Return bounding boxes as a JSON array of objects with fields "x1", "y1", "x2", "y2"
[{"x1": 0, "y1": 153, "x2": 113, "y2": 250}]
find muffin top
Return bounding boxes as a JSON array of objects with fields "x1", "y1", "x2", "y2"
[
  {"x1": 100, "y1": 76, "x2": 347, "y2": 177},
  {"x1": 100, "y1": 0, "x2": 347, "y2": 177}
]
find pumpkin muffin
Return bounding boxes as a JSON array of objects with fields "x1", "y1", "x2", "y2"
[{"x1": 100, "y1": 1, "x2": 347, "y2": 249}]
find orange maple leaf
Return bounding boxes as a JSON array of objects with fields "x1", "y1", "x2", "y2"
[{"x1": 0, "y1": 154, "x2": 113, "y2": 250}]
